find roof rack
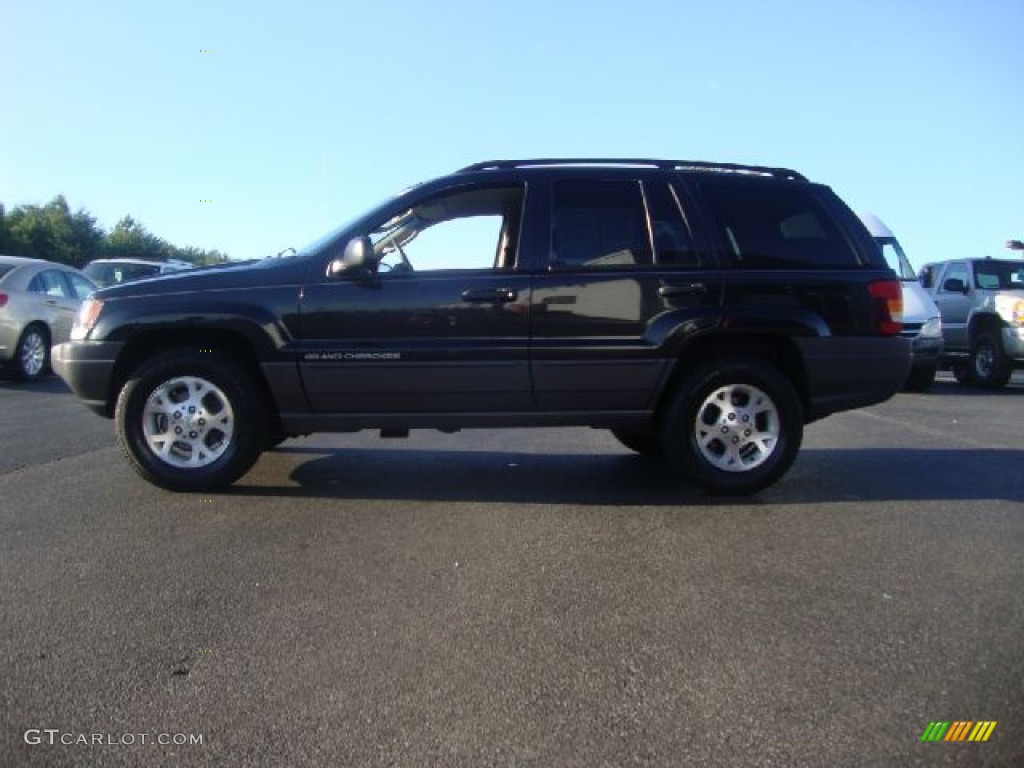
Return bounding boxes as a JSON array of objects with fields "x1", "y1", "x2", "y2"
[{"x1": 457, "y1": 158, "x2": 806, "y2": 181}]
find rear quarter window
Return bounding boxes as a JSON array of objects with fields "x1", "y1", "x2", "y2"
[{"x1": 695, "y1": 176, "x2": 865, "y2": 269}]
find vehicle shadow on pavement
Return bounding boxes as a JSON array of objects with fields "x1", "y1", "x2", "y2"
[
  {"x1": 0, "y1": 374, "x2": 71, "y2": 394},
  {"x1": 231, "y1": 447, "x2": 1024, "y2": 505},
  {"x1": 921, "y1": 379, "x2": 1024, "y2": 397}
]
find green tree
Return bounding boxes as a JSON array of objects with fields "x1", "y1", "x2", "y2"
[
  {"x1": 1, "y1": 196, "x2": 107, "y2": 267},
  {"x1": 69, "y1": 208, "x2": 104, "y2": 266},
  {"x1": 102, "y1": 215, "x2": 169, "y2": 261},
  {"x1": 1, "y1": 197, "x2": 231, "y2": 265},
  {"x1": 0, "y1": 204, "x2": 10, "y2": 254}
]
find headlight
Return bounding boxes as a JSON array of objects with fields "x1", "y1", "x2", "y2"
[
  {"x1": 920, "y1": 316, "x2": 943, "y2": 338},
  {"x1": 994, "y1": 296, "x2": 1024, "y2": 327},
  {"x1": 70, "y1": 298, "x2": 104, "y2": 340}
]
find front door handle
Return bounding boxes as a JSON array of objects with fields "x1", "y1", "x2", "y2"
[
  {"x1": 462, "y1": 288, "x2": 518, "y2": 303},
  {"x1": 659, "y1": 283, "x2": 708, "y2": 297}
]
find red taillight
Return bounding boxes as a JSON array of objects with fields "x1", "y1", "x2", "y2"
[
  {"x1": 868, "y1": 279, "x2": 903, "y2": 336},
  {"x1": 0, "y1": 292, "x2": 7, "y2": 308}
]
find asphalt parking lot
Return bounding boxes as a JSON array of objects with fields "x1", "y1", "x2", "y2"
[{"x1": 1, "y1": 372, "x2": 1022, "y2": 767}]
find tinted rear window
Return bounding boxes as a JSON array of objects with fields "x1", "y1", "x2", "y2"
[
  {"x1": 696, "y1": 177, "x2": 861, "y2": 268},
  {"x1": 0, "y1": 264, "x2": 15, "y2": 281},
  {"x1": 550, "y1": 180, "x2": 652, "y2": 268}
]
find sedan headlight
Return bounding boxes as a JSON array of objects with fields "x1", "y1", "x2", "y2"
[
  {"x1": 920, "y1": 316, "x2": 943, "y2": 338},
  {"x1": 70, "y1": 298, "x2": 104, "y2": 340}
]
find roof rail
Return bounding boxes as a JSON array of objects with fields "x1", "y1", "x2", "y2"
[{"x1": 457, "y1": 158, "x2": 806, "y2": 181}]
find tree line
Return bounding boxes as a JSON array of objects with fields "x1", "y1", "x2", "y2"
[{"x1": 0, "y1": 196, "x2": 229, "y2": 268}]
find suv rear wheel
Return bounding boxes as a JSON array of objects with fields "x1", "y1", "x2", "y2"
[
  {"x1": 115, "y1": 349, "x2": 267, "y2": 491},
  {"x1": 661, "y1": 359, "x2": 803, "y2": 495},
  {"x1": 970, "y1": 332, "x2": 1012, "y2": 388}
]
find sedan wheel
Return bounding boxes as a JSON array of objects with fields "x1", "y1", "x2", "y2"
[{"x1": 13, "y1": 325, "x2": 49, "y2": 381}]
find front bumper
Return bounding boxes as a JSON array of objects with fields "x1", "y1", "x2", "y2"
[
  {"x1": 51, "y1": 341, "x2": 124, "y2": 417},
  {"x1": 910, "y1": 335, "x2": 943, "y2": 367}
]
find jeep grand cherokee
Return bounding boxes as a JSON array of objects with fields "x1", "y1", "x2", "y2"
[{"x1": 53, "y1": 159, "x2": 910, "y2": 494}]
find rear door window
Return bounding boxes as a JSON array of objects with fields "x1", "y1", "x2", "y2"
[
  {"x1": 550, "y1": 180, "x2": 652, "y2": 268},
  {"x1": 643, "y1": 182, "x2": 700, "y2": 267},
  {"x1": 696, "y1": 177, "x2": 860, "y2": 268},
  {"x1": 65, "y1": 272, "x2": 96, "y2": 299},
  {"x1": 28, "y1": 270, "x2": 71, "y2": 297}
]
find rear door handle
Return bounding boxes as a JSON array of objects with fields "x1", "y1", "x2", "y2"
[
  {"x1": 462, "y1": 288, "x2": 518, "y2": 303},
  {"x1": 659, "y1": 283, "x2": 708, "y2": 297}
]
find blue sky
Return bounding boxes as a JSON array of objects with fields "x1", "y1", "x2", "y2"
[{"x1": 2, "y1": 0, "x2": 1022, "y2": 266}]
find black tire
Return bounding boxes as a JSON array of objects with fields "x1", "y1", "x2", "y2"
[
  {"x1": 970, "y1": 332, "x2": 1012, "y2": 389},
  {"x1": 903, "y1": 363, "x2": 938, "y2": 392},
  {"x1": 114, "y1": 348, "x2": 267, "y2": 491},
  {"x1": 610, "y1": 427, "x2": 663, "y2": 456},
  {"x1": 661, "y1": 359, "x2": 803, "y2": 495},
  {"x1": 11, "y1": 324, "x2": 49, "y2": 381}
]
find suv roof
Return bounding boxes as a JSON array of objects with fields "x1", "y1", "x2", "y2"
[{"x1": 456, "y1": 158, "x2": 808, "y2": 181}]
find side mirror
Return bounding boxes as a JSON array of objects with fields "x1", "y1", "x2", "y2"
[
  {"x1": 328, "y1": 236, "x2": 376, "y2": 278},
  {"x1": 942, "y1": 277, "x2": 967, "y2": 294}
]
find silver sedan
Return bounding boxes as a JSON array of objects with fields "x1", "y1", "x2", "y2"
[{"x1": 0, "y1": 255, "x2": 97, "y2": 381}]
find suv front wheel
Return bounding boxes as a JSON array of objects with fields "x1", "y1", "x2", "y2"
[
  {"x1": 115, "y1": 349, "x2": 267, "y2": 491},
  {"x1": 970, "y1": 332, "x2": 1012, "y2": 388},
  {"x1": 661, "y1": 359, "x2": 803, "y2": 495}
]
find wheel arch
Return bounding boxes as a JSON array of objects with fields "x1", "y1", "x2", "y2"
[
  {"x1": 21, "y1": 320, "x2": 52, "y2": 346},
  {"x1": 654, "y1": 333, "x2": 810, "y2": 423},
  {"x1": 107, "y1": 330, "x2": 281, "y2": 435},
  {"x1": 967, "y1": 311, "x2": 1006, "y2": 341}
]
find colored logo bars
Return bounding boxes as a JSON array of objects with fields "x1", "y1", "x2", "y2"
[{"x1": 920, "y1": 721, "x2": 997, "y2": 742}]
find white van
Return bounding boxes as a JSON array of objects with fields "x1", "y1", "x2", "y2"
[{"x1": 858, "y1": 213, "x2": 943, "y2": 390}]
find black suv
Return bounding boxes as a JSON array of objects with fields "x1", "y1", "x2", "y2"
[{"x1": 53, "y1": 159, "x2": 910, "y2": 494}]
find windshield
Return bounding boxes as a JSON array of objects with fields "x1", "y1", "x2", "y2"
[
  {"x1": 973, "y1": 259, "x2": 1024, "y2": 290},
  {"x1": 83, "y1": 262, "x2": 162, "y2": 287},
  {"x1": 875, "y1": 237, "x2": 916, "y2": 280},
  {"x1": 295, "y1": 184, "x2": 426, "y2": 258}
]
